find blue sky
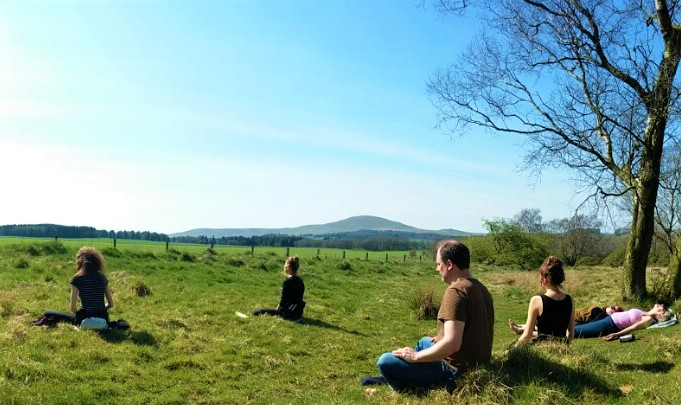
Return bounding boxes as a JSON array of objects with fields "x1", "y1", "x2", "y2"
[{"x1": 0, "y1": 0, "x2": 582, "y2": 234}]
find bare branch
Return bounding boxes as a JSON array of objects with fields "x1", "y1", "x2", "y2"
[{"x1": 428, "y1": 0, "x2": 681, "y2": 297}]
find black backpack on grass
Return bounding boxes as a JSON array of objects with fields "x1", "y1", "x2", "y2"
[{"x1": 107, "y1": 319, "x2": 130, "y2": 331}]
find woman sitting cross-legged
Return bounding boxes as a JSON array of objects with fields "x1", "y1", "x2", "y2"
[
  {"x1": 252, "y1": 256, "x2": 306, "y2": 321},
  {"x1": 511, "y1": 256, "x2": 575, "y2": 346},
  {"x1": 574, "y1": 303, "x2": 673, "y2": 340},
  {"x1": 34, "y1": 246, "x2": 114, "y2": 327}
]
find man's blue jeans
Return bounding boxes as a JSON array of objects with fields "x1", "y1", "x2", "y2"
[
  {"x1": 574, "y1": 316, "x2": 620, "y2": 338},
  {"x1": 376, "y1": 337, "x2": 459, "y2": 393}
]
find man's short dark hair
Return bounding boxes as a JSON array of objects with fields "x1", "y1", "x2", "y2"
[{"x1": 437, "y1": 240, "x2": 470, "y2": 270}]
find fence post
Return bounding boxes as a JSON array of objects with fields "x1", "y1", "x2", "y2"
[
  {"x1": 251, "y1": 245, "x2": 255, "y2": 255},
  {"x1": 113, "y1": 237, "x2": 117, "y2": 249},
  {"x1": 343, "y1": 250, "x2": 346, "y2": 259},
  {"x1": 385, "y1": 253, "x2": 388, "y2": 261},
  {"x1": 366, "y1": 252, "x2": 368, "y2": 260},
  {"x1": 404, "y1": 254, "x2": 406, "y2": 262},
  {"x1": 166, "y1": 241, "x2": 169, "y2": 252},
  {"x1": 286, "y1": 247, "x2": 290, "y2": 256}
]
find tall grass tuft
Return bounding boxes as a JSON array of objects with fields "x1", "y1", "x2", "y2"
[
  {"x1": 454, "y1": 367, "x2": 512, "y2": 405},
  {"x1": 0, "y1": 292, "x2": 17, "y2": 317},
  {"x1": 14, "y1": 258, "x2": 29, "y2": 269},
  {"x1": 41, "y1": 241, "x2": 67, "y2": 255},
  {"x1": 179, "y1": 252, "x2": 195, "y2": 262},
  {"x1": 132, "y1": 281, "x2": 152, "y2": 297},
  {"x1": 409, "y1": 286, "x2": 441, "y2": 320},
  {"x1": 226, "y1": 257, "x2": 245, "y2": 267},
  {"x1": 337, "y1": 261, "x2": 352, "y2": 271},
  {"x1": 25, "y1": 245, "x2": 41, "y2": 256},
  {"x1": 101, "y1": 247, "x2": 121, "y2": 257}
]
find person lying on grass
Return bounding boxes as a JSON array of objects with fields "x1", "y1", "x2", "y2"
[
  {"x1": 574, "y1": 305, "x2": 625, "y2": 325},
  {"x1": 510, "y1": 256, "x2": 575, "y2": 346},
  {"x1": 574, "y1": 303, "x2": 674, "y2": 340},
  {"x1": 509, "y1": 303, "x2": 624, "y2": 338},
  {"x1": 34, "y1": 246, "x2": 114, "y2": 326},
  {"x1": 364, "y1": 240, "x2": 494, "y2": 394}
]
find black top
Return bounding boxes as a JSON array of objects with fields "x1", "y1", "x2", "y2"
[
  {"x1": 536, "y1": 294, "x2": 572, "y2": 339},
  {"x1": 279, "y1": 275, "x2": 305, "y2": 318},
  {"x1": 71, "y1": 273, "x2": 108, "y2": 313}
]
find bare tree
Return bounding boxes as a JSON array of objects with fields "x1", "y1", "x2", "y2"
[
  {"x1": 428, "y1": 0, "x2": 681, "y2": 299},
  {"x1": 513, "y1": 208, "x2": 543, "y2": 232},
  {"x1": 555, "y1": 213, "x2": 604, "y2": 266}
]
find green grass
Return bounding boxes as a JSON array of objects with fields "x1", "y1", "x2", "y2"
[
  {"x1": 0, "y1": 237, "x2": 428, "y2": 262},
  {"x1": 1, "y1": 240, "x2": 681, "y2": 404}
]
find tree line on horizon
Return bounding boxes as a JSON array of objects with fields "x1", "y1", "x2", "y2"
[
  {"x1": 0, "y1": 224, "x2": 171, "y2": 243},
  {"x1": 165, "y1": 230, "x2": 442, "y2": 251},
  {"x1": 0, "y1": 224, "x2": 456, "y2": 252},
  {"x1": 0, "y1": 224, "x2": 432, "y2": 251}
]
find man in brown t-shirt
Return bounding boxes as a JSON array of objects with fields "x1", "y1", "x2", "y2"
[{"x1": 371, "y1": 240, "x2": 494, "y2": 393}]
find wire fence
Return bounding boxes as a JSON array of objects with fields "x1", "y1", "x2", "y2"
[{"x1": 0, "y1": 237, "x2": 433, "y2": 263}]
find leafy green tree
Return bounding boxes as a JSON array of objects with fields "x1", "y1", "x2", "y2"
[{"x1": 484, "y1": 219, "x2": 549, "y2": 269}]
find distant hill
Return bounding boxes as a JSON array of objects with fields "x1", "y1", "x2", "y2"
[{"x1": 169, "y1": 215, "x2": 472, "y2": 238}]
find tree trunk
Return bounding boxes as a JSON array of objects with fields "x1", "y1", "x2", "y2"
[
  {"x1": 623, "y1": 169, "x2": 661, "y2": 299},
  {"x1": 668, "y1": 238, "x2": 681, "y2": 298},
  {"x1": 624, "y1": 199, "x2": 647, "y2": 298},
  {"x1": 621, "y1": 112, "x2": 674, "y2": 300}
]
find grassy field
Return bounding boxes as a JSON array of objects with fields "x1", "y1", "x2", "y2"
[
  {"x1": 0, "y1": 237, "x2": 427, "y2": 262},
  {"x1": 1, "y1": 239, "x2": 680, "y2": 404}
]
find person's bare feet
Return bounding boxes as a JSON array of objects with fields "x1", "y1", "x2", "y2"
[{"x1": 508, "y1": 319, "x2": 524, "y2": 335}]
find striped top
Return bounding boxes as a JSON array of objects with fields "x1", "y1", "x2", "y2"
[{"x1": 71, "y1": 273, "x2": 108, "y2": 313}]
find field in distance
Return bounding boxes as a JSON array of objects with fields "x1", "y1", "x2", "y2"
[{"x1": 0, "y1": 237, "x2": 427, "y2": 262}]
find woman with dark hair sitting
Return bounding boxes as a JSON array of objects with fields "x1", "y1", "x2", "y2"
[
  {"x1": 253, "y1": 256, "x2": 306, "y2": 321},
  {"x1": 510, "y1": 304, "x2": 624, "y2": 337},
  {"x1": 511, "y1": 256, "x2": 575, "y2": 346},
  {"x1": 34, "y1": 246, "x2": 114, "y2": 327}
]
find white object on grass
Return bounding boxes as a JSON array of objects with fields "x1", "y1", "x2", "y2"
[
  {"x1": 80, "y1": 317, "x2": 109, "y2": 330},
  {"x1": 235, "y1": 311, "x2": 249, "y2": 319},
  {"x1": 648, "y1": 314, "x2": 678, "y2": 329}
]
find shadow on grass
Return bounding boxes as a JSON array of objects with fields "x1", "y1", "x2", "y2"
[
  {"x1": 615, "y1": 360, "x2": 674, "y2": 373},
  {"x1": 300, "y1": 317, "x2": 367, "y2": 336},
  {"x1": 492, "y1": 346, "x2": 623, "y2": 401},
  {"x1": 354, "y1": 346, "x2": 627, "y2": 401},
  {"x1": 99, "y1": 329, "x2": 159, "y2": 346}
]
